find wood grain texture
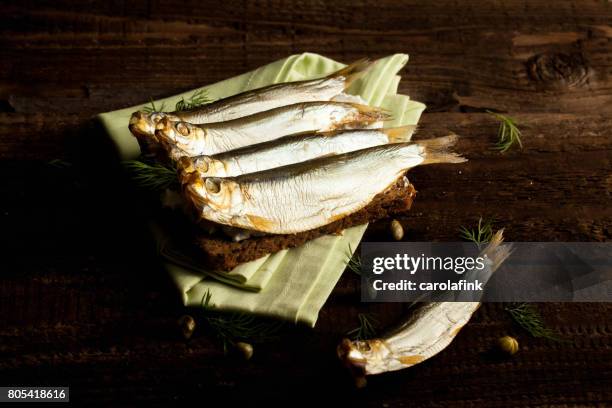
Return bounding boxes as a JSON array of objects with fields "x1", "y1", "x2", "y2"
[{"x1": 0, "y1": 1, "x2": 611, "y2": 406}]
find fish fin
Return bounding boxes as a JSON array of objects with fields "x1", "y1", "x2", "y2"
[
  {"x1": 418, "y1": 134, "x2": 468, "y2": 165},
  {"x1": 351, "y1": 103, "x2": 392, "y2": 123},
  {"x1": 246, "y1": 214, "x2": 277, "y2": 232},
  {"x1": 398, "y1": 355, "x2": 425, "y2": 366},
  {"x1": 383, "y1": 125, "x2": 418, "y2": 143},
  {"x1": 327, "y1": 58, "x2": 373, "y2": 89}
]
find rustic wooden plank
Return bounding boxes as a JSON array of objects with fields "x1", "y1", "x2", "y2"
[
  {"x1": 1, "y1": 1, "x2": 611, "y2": 114},
  {"x1": 1, "y1": 265, "x2": 610, "y2": 405},
  {"x1": 0, "y1": 113, "x2": 89, "y2": 159},
  {"x1": 1, "y1": 1, "x2": 611, "y2": 405}
]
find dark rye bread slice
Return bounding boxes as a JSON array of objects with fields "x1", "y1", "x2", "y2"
[{"x1": 192, "y1": 178, "x2": 417, "y2": 271}]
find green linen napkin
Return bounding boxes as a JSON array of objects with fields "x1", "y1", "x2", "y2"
[
  {"x1": 98, "y1": 53, "x2": 425, "y2": 326},
  {"x1": 157, "y1": 233, "x2": 286, "y2": 292}
]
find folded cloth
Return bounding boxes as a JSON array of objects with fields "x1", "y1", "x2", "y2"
[
  {"x1": 158, "y1": 233, "x2": 285, "y2": 292},
  {"x1": 98, "y1": 52, "x2": 425, "y2": 327}
]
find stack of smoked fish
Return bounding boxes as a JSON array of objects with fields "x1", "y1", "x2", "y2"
[{"x1": 128, "y1": 60, "x2": 466, "y2": 271}]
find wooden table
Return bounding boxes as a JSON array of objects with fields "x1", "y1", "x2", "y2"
[{"x1": 1, "y1": 1, "x2": 611, "y2": 405}]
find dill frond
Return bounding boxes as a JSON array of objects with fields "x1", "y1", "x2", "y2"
[
  {"x1": 202, "y1": 288, "x2": 214, "y2": 309},
  {"x1": 142, "y1": 89, "x2": 211, "y2": 114},
  {"x1": 345, "y1": 243, "x2": 362, "y2": 275},
  {"x1": 200, "y1": 290, "x2": 283, "y2": 353},
  {"x1": 48, "y1": 159, "x2": 73, "y2": 169},
  {"x1": 505, "y1": 303, "x2": 565, "y2": 342},
  {"x1": 346, "y1": 313, "x2": 379, "y2": 341},
  {"x1": 459, "y1": 217, "x2": 495, "y2": 245},
  {"x1": 175, "y1": 89, "x2": 211, "y2": 112},
  {"x1": 487, "y1": 110, "x2": 523, "y2": 153},
  {"x1": 122, "y1": 160, "x2": 177, "y2": 191},
  {"x1": 142, "y1": 97, "x2": 166, "y2": 114}
]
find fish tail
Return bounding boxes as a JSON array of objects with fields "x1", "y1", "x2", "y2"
[
  {"x1": 383, "y1": 125, "x2": 417, "y2": 143},
  {"x1": 327, "y1": 58, "x2": 373, "y2": 89},
  {"x1": 418, "y1": 134, "x2": 467, "y2": 165},
  {"x1": 480, "y1": 229, "x2": 512, "y2": 272},
  {"x1": 352, "y1": 103, "x2": 391, "y2": 123},
  {"x1": 461, "y1": 229, "x2": 512, "y2": 295}
]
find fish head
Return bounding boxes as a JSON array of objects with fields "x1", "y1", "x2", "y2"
[
  {"x1": 129, "y1": 111, "x2": 178, "y2": 139},
  {"x1": 176, "y1": 155, "x2": 224, "y2": 183},
  {"x1": 200, "y1": 177, "x2": 241, "y2": 211},
  {"x1": 193, "y1": 156, "x2": 226, "y2": 177},
  {"x1": 155, "y1": 118, "x2": 206, "y2": 152},
  {"x1": 129, "y1": 111, "x2": 157, "y2": 139},
  {"x1": 183, "y1": 172, "x2": 243, "y2": 223}
]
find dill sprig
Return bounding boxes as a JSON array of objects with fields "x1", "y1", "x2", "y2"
[
  {"x1": 122, "y1": 160, "x2": 178, "y2": 191},
  {"x1": 505, "y1": 303, "x2": 565, "y2": 342},
  {"x1": 141, "y1": 89, "x2": 211, "y2": 114},
  {"x1": 346, "y1": 313, "x2": 379, "y2": 341},
  {"x1": 48, "y1": 159, "x2": 73, "y2": 169},
  {"x1": 487, "y1": 110, "x2": 523, "y2": 153},
  {"x1": 459, "y1": 217, "x2": 495, "y2": 245},
  {"x1": 201, "y1": 290, "x2": 283, "y2": 353},
  {"x1": 345, "y1": 244, "x2": 362, "y2": 275},
  {"x1": 142, "y1": 97, "x2": 166, "y2": 114},
  {"x1": 175, "y1": 89, "x2": 211, "y2": 112}
]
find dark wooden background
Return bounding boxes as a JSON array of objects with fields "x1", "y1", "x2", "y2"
[{"x1": 1, "y1": 1, "x2": 611, "y2": 405}]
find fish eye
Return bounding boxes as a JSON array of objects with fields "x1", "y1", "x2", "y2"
[
  {"x1": 196, "y1": 158, "x2": 209, "y2": 173},
  {"x1": 176, "y1": 122, "x2": 190, "y2": 136},
  {"x1": 150, "y1": 113, "x2": 164, "y2": 123},
  {"x1": 205, "y1": 178, "x2": 221, "y2": 194}
]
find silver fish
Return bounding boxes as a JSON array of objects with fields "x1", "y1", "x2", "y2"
[
  {"x1": 176, "y1": 126, "x2": 416, "y2": 181},
  {"x1": 182, "y1": 135, "x2": 466, "y2": 234},
  {"x1": 128, "y1": 59, "x2": 371, "y2": 148},
  {"x1": 337, "y1": 231, "x2": 511, "y2": 383},
  {"x1": 155, "y1": 102, "x2": 389, "y2": 160}
]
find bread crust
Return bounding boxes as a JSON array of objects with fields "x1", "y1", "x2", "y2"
[{"x1": 188, "y1": 179, "x2": 417, "y2": 271}]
